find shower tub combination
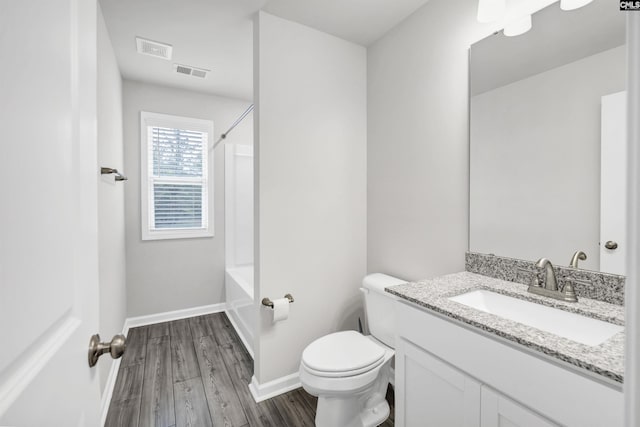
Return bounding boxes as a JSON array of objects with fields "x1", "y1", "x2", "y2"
[
  {"x1": 225, "y1": 265, "x2": 254, "y2": 356},
  {"x1": 224, "y1": 143, "x2": 255, "y2": 356}
]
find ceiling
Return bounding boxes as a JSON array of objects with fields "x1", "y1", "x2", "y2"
[
  {"x1": 99, "y1": 0, "x2": 431, "y2": 101},
  {"x1": 99, "y1": 0, "x2": 263, "y2": 101},
  {"x1": 262, "y1": 0, "x2": 432, "y2": 46}
]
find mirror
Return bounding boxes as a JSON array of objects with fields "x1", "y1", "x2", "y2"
[{"x1": 469, "y1": 0, "x2": 626, "y2": 275}]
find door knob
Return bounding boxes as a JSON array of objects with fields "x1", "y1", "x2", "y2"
[
  {"x1": 604, "y1": 241, "x2": 618, "y2": 250},
  {"x1": 88, "y1": 334, "x2": 126, "y2": 368}
]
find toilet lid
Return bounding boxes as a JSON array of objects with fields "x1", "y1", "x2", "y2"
[{"x1": 302, "y1": 331, "x2": 385, "y2": 374}]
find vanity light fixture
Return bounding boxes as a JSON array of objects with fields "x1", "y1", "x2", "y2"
[
  {"x1": 503, "y1": 14, "x2": 532, "y2": 36},
  {"x1": 560, "y1": 0, "x2": 594, "y2": 10},
  {"x1": 477, "y1": 0, "x2": 594, "y2": 37}
]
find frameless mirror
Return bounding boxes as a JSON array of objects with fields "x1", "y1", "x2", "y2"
[{"x1": 469, "y1": 0, "x2": 626, "y2": 275}]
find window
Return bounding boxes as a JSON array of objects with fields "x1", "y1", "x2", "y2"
[{"x1": 140, "y1": 111, "x2": 214, "y2": 240}]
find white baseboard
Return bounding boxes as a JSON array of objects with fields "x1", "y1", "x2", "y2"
[
  {"x1": 100, "y1": 302, "x2": 228, "y2": 425},
  {"x1": 224, "y1": 309, "x2": 254, "y2": 359},
  {"x1": 125, "y1": 302, "x2": 228, "y2": 329},
  {"x1": 249, "y1": 373, "x2": 301, "y2": 403}
]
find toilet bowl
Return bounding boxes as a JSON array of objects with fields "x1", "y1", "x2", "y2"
[
  {"x1": 299, "y1": 273, "x2": 406, "y2": 427},
  {"x1": 300, "y1": 331, "x2": 394, "y2": 427}
]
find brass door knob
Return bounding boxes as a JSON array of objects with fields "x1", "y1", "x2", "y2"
[
  {"x1": 604, "y1": 241, "x2": 619, "y2": 250},
  {"x1": 88, "y1": 334, "x2": 126, "y2": 368}
]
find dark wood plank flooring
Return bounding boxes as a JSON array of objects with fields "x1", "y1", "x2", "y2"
[{"x1": 105, "y1": 312, "x2": 394, "y2": 427}]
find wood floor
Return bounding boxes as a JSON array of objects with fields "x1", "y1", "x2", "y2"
[{"x1": 105, "y1": 312, "x2": 395, "y2": 427}]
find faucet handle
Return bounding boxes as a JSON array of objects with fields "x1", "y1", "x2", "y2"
[
  {"x1": 570, "y1": 251, "x2": 587, "y2": 268},
  {"x1": 530, "y1": 276, "x2": 541, "y2": 288},
  {"x1": 562, "y1": 282, "x2": 578, "y2": 302}
]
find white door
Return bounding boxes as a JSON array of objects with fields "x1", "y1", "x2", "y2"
[
  {"x1": 0, "y1": 0, "x2": 101, "y2": 425},
  {"x1": 395, "y1": 338, "x2": 481, "y2": 427},
  {"x1": 480, "y1": 387, "x2": 558, "y2": 427},
  {"x1": 600, "y1": 91, "x2": 627, "y2": 275}
]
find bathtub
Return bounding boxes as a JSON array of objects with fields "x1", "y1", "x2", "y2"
[{"x1": 225, "y1": 265, "x2": 255, "y2": 357}]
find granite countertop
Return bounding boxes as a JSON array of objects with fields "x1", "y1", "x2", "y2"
[{"x1": 386, "y1": 271, "x2": 625, "y2": 384}]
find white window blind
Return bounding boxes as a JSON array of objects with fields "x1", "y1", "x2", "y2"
[{"x1": 141, "y1": 112, "x2": 214, "y2": 240}]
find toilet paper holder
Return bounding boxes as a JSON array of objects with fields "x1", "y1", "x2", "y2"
[{"x1": 262, "y1": 294, "x2": 294, "y2": 308}]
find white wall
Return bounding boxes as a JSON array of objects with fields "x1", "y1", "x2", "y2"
[
  {"x1": 97, "y1": 5, "x2": 126, "y2": 393},
  {"x1": 122, "y1": 80, "x2": 252, "y2": 317},
  {"x1": 254, "y1": 11, "x2": 367, "y2": 383},
  {"x1": 470, "y1": 46, "x2": 626, "y2": 271},
  {"x1": 367, "y1": 0, "x2": 499, "y2": 281}
]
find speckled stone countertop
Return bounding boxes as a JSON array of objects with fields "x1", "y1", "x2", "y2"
[{"x1": 386, "y1": 272, "x2": 624, "y2": 384}]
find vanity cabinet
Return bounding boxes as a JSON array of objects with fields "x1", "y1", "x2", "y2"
[
  {"x1": 396, "y1": 337, "x2": 558, "y2": 427},
  {"x1": 481, "y1": 387, "x2": 557, "y2": 427},
  {"x1": 394, "y1": 301, "x2": 623, "y2": 427}
]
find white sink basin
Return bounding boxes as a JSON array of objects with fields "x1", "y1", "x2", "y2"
[{"x1": 448, "y1": 289, "x2": 623, "y2": 346}]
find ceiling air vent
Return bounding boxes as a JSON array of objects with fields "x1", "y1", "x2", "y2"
[
  {"x1": 135, "y1": 37, "x2": 173, "y2": 60},
  {"x1": 173, "y1": 63, "x2": 209, "y2": 79},
  {"x1": 191, "y1": 69, "x2": 208, "y2": 79},
  {"x1": 175, "y1": 65, "x2": 192, "y2": 75}
]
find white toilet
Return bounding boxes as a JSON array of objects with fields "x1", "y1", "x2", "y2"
[{"x1": 299, "y1": 273, "x2": 405, "y2": 427}]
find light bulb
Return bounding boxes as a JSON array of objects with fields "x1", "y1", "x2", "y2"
[
  {"x1": 504, "y1": 14, "x2": 532, "y2": 37},
  {"x1": 477, "y1": 0, "x2": 507, "y2": 23},
  {"x1": 560, "y1": 0, "x2": 594, "y2": 11}
]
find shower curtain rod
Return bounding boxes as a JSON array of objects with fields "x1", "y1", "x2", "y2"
[{"x1": 211, "y1": 103, "x2": 254, "y2": 150}]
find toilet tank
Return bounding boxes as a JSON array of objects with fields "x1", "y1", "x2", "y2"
[{"x1": 362, "y1": 273, "x2": 407, "y2": 349}]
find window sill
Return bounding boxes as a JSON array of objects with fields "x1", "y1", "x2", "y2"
[{"x1": 141, "y1": 229, "x2": 214, "y2": 241}]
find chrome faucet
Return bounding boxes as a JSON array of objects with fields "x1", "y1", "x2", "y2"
[
  {"x1": 569, "y1": 251, "x2": 587, "y2": 268},
  {"x1": 528, "y1": 258, "x2": 578, "y2": 302}
]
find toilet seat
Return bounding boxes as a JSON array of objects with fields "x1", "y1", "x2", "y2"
[{"x1": 301, "y1": 331, "x2": 386, "y2": 378}]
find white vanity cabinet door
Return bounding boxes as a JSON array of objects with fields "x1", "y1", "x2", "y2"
[
  {"x1": 480, "y1": 387, "x2": 559, "y2": 427},
  {"x1": 396, "y1": 338, "x2": 481, "y2": 427}
]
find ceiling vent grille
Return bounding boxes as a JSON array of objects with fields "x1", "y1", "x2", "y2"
[
  {"x1": 176, "y1": 65, "x2": 192, "y2": 75},
  {"x1": 191, "y1": 69, "x2": 208, "y2": 79},
  {"x1": 173, "y1": 63, "x2": 209, "y2": 79},
  {"x1": 136, "y1": 37, "x2": 173, "y2": 60}
]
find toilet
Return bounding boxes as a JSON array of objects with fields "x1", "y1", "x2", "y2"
[{"x1": 299, "y1": 273, "x2": 405, "y2": 427}]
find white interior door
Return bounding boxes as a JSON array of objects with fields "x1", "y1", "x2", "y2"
[
  {"x1": 0, "y1": 0, "x2": 101, "y2": 425},
  {"x1": 600, "y1": 91, "x2": 627, "y2": 276}
]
